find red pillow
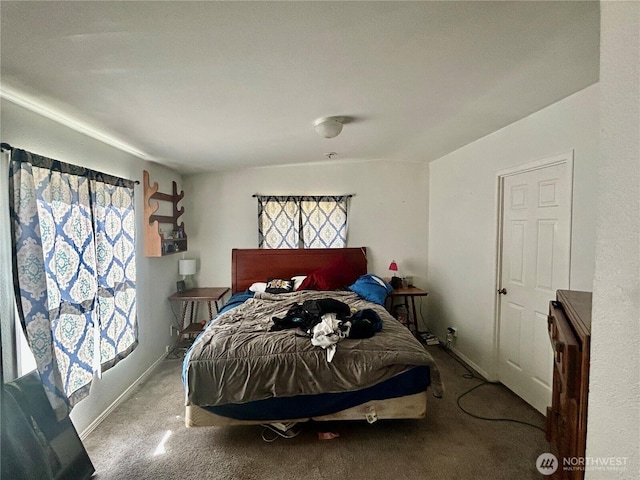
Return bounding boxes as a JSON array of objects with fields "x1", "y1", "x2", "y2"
[{"x1": 299, "y1": 255, "x2": 361, "y2": 291}]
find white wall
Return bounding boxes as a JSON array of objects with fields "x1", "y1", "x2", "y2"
[
  {"x1": 183, "y1": 160, "x2": 430, "y2": 323},
  {"x1": 1, "y1": 98, "x2": 183, "y2": 435},
  {"x1": 587, "y1": 3, "x2": 640, "y2": 478},
  {"x1": 427, "y1": 84, "x2": 599, "y2": 377}
]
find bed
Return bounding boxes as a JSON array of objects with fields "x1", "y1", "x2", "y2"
[{"x1": 182, "y1": 247, "x2": 443, "y2": 428}]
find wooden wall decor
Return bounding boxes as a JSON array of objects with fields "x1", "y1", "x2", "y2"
[{"x1": 143, "y1": 170, "x2": 187, "y2": 257}]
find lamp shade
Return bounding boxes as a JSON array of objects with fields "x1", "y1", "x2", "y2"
[
  {"x1": 179, "y1": 259, "x2": 196, "y2": 276},
  {"x1": 388, "y1": 260, "x2": 398, "y2": 272},
  {"x1": 314, "y1": 117, "x2": 344, "y2": 138}
]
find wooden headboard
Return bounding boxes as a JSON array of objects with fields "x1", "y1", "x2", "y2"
[{"x1": 231, "y1": 247, "x2": 368, "y2": 293}]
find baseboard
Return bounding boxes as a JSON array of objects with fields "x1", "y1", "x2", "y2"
[
  {"x1": 445, "y1": 343, "x2": 492, "y2": 381},
  {"x1": 79, "y1": 350, "x2": 168, "y2": 440}
]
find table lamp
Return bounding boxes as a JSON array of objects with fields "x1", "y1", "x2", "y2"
[
  {"x1": 179, "y1": 259, "x2": 197, "y2": 291},
  {"x1": 389, "y1": 260, "x2": 402, "y2": 289}
]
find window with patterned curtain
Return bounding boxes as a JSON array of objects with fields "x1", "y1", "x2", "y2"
[
  {"x1": 257, "y1": 196, "x2": 300, "y2": 248},
  {"x1": 300, "y1": 196, "x2": 348, "y2": 248},
  {"x1": 8, "y1": 148, "x2": 137, "y2": 420},
  {"x1": 257, "y1": 195, "x2": 349, "y2": 249}
]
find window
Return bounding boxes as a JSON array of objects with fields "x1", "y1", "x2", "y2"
[
  {"x1": 7, "y1": 147, "x2": 137, "y2": 419},
  {"x1": 0, "y1": 148, "x2": 20, "y2": 380},
  {"x1": 257, "y1": 195, "x2": 350, "y2": 249}
]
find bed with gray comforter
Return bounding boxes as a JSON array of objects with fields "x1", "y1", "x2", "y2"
[{"x1": 183, "y1": 290, "x2": 443, "y2": 418}]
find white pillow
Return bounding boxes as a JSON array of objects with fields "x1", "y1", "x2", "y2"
[
  {"x1": 249, "y1": 282, "x2": 267, "y2": 293},
  {"x1": 291, "y1": 275, "x2": 307, "y2": 291}
]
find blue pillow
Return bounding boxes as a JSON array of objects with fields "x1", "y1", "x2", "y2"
[{"x1": 348, "y1": 274, "x2": 393, "y2": 305}]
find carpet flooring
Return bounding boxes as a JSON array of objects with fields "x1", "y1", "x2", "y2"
[{"x1": 83, "y1": 344, "x2": 549, "y2": 479}]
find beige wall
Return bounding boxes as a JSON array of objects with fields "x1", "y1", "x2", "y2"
[
  {"x1": 587, "y1": 2, "x2": 640, "y2": 477},
  {"x1": 427, "y1": 84, "x2": 599, "y2": 378},
  {"x1": 183, "y1": 159, "x2": 430, "y2": 324},
  {"x1": 1, "y1": 98, "x2": 183, "y2": 435}
]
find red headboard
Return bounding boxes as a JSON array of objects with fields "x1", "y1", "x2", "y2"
[{"x1": 231, "y1": 247, "x2": 368, "y2": 293}]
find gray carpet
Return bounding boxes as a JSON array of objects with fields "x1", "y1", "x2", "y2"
[{"x1": 83, "y1": 345, "x2": 548, "y2": 479}]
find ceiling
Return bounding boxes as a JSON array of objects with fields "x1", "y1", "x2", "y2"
[{"x1": 0, "y1": 1, "x2": 599, "y2": 174}]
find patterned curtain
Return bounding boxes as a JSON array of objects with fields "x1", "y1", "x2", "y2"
[
  {"x1": 92, "y1": 180, "x2": 137, "y2": 371},
  {"x1": 9, "y1": 149, "x2": 137, "y2": 420},
  {"x1": 257, "y1": 195, "x2": 349, "y2": 249},
  {"x1": 258, "y1": 196, "x2": 300, "y2": 248},
  {"x1": 300, "y1": 196, "x2": 348, "y2": 248}
]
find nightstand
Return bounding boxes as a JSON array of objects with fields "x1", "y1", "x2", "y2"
[
  {"x1": 169, "y1": 287, "x2": 230, "y2": 343},
  {"x1": 387, "y1": 286, "x2": 428, "y2": 334}
]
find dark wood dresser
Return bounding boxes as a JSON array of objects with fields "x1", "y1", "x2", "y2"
[{"x1": 546, "y1": 290, "x2": 592, "y2": 480}]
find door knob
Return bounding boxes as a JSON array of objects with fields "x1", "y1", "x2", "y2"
[{"x1": 498, "y1": 288, "x2": 508, "y2": 295}]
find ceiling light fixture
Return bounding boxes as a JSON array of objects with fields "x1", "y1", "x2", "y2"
[{"x1": 314, "y1": 116, "x2": 344, "y2": 138}]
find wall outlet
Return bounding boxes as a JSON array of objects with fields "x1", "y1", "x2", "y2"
[
  {"x1": 165, "y1": 345, "x2": 171, "y2": 353},
  {"x1": 447, "y1": 327, "x2": 458, "y2": 347}
]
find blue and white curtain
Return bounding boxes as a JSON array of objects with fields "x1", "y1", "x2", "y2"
[
  {"x1": 258, "y1": 195, "x2": 348, "y2": 249},
  {"x1": 258, "y1": 196, "x2": 300, "y2": 249},
  {"x1": 300, "y1": 196, "x2": 348, "y2": 248},
  {"x1": 9, "y1": 149, "x2": 137, "y2": 420}
]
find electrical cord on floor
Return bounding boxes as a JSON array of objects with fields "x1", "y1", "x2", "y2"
[{"x1": 439, "y1": 343, "x2": 545, "y2": 432}]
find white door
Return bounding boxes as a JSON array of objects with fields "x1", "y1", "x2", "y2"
[{"x1": 498, "y1": 156, "x2": 572, "y2": 414}]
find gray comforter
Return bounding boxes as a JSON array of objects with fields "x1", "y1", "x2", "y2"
[{"x1": 183, "y1": 290, "x2": 443, "y2": 407}]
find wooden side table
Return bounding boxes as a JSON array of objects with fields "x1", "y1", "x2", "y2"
[
  {"x1": 168, "y1": 287, "x2": 230, "y2": 343},
  {"x1": 387, "y1": 286, "x2": 428, "y2": 334}
]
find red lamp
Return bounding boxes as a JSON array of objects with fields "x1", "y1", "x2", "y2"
[
  {"x1": 389, "y1": 260, "x2": 402, "y2": 288},
  {"x1": 388, "y1": 260, "x2": 398, "y2": 275}
]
